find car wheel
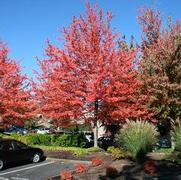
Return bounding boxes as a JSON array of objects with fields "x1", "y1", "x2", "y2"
[
  {"x1": 32, "y1": 153, "x2": 41, "y2": 163},
  {"x1": 0, "y1": 159, "x2": 4, "y2": 170}
]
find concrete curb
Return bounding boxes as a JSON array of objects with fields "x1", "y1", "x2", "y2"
[{"x1": 46, "y1": 157, "x2": 91, "y2": 164}]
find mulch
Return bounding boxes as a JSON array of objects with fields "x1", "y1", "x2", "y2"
[{"x1": 46, "y1": 151, "x2": 181, "y2": 180}]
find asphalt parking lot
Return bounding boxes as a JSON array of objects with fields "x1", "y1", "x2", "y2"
[{"x1": 0, "y1": 158, "x2": 77, "y2": 180}]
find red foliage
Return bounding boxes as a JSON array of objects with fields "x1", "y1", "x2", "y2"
[
  {"x1": 102, "y1": 49, "x2": 152, "y2": 123},
  {"x1": 0, "y1": 42, "x2": 35, "y2": 127},
  {"x1": 91, "y1": 157, "x2": 103, "y2": 167},
  {"x1": 34, "y1": 2, "x2": 151, "y2": 127},
  {"x1": 138, "y1": 7, "x2": 181, "y2": 122},
  {"x1": 60, "y1": 170, "x2": 73, "y2": 180},
  {"x1": 144, "y1": 161, "x2": 156, "y2": 175},
  {"x1": 75, "y1": 163, "x2": 88, "y2": 173}
]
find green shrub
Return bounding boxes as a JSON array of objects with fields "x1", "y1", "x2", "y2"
[
  {"x1": 25, "y1": 134, "x2": 40, "y2": 145},
  {"x1": 171, "y1": 120, "x2": 181, "y2": 151},
  {"x1": 54, "y1": 134, "x2": 85, "y2": 147},
  {"x1": 117, "y1": 119, "x2": 158, "y2": 161},
  {"x1": 1, "y1": 133, "x2": 86, "y2": 147},
  {"x1": 0, "y1": 133, "x2": 4, "y2": 138},
  {"x1": 5, "y1": 134, "x2": 52, "y2": 146},
  {"x1": 71, "y1": 134, "x2": 79, "y2": 147},
  {"x1": 50, "y1": 135, "x2": 59, "y2": 145},
  {"x1": 37, "y1": 134, "x2": 52, "y2": 146},
  {"x1": 10, "y1": 134, "x2": 26, "y2": 143},
  {"x1": 77, "y1": 134, "x2": 86, "y2": 148},
  {"x1": 55, "y1": 134, "x2": 69, "y2": 147},
  {"x1": 107, "y1": 146, "x2": 127, "y2": 159}
]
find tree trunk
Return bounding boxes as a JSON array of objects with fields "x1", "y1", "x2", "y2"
[{"x1": 93, "y1": 100, "x2": 99, "y2": 147}]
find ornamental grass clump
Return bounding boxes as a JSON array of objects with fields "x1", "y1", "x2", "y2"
[
  {"x1": 117, "y1": 119, "x2": 158, "y2": 161},
  {"x1": 171, "y1": 119, "x2": 181, "y2": 151}
]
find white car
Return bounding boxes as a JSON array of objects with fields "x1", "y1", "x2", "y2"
[{"x1": 36, "y1": 128, "x2": 50, "y2": 134}]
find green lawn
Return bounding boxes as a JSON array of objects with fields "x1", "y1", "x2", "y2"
[
  {"x1": 153, "y1": 148, "x2": 174, "y2": 154},
  {"x1": 33, "y1": 145, "x2": 102, "y2": 156}
]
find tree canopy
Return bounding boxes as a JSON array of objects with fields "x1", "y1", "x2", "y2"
[
  {"x1": 138, "y1": 8, "x2": 181, "y2": 122},
  {"x1": 0, "y1": 42, "x2": 34, "y2": 127},
  {"x1": 34, "y1": 3, "x2": 151, "y2": 129}
]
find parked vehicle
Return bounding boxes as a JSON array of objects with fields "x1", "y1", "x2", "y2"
[
  {"x1": 84, "y1": 131, "x2": 94, "y2": 142},
  {"x1": 80, "y1": 131, "x2": 113, "y2": 150},
  {"x1": 83, "y1": 131, "x2": 94, "y2": 148},
  {"x1": 156, "y1": 137, "x2": 172, "y2": 148},
  {"x1": 97, "y1": 136, "x2": 113, "y2": 150},
  {"x1": 0, "y1": 129, "x2": 4, "y2": 133},
  {"x1": 36, "y1": 128, "x2": 50, "y2": 134},
  {"x1": 63, "y1": 129, "x2": 75, "y2": 135},
  {"x1": 0, "y1": 139, "x2": 46, "y2": 170},
  {"x1": 3, "y1": 126, "x2": 28, "y2": 135}
]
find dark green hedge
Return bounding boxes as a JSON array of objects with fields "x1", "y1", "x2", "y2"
[{"x1": 0, "y1": 133, "x2": 86, "y2": 147}]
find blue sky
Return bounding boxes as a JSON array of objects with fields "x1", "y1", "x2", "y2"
[{"x1": 0, "y1": 0, "x2": 180, "y2": 79}]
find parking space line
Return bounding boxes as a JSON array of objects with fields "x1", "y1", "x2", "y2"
[
  {"x1": 0, "y1": 161, "x2": 54, "y2": 176},
  {"x1": 11, "y1": 178, "x2": 29, "y2": 180}
]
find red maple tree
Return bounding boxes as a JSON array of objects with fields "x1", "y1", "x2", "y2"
[
  {"x1": 34, "y1": 2, "x2": 150, "y2": 146},
  {"x1": 138, "y1": 8, "x2": 181, "y2": 123},
  {"x1": 0, "y1": 42, "x2": 34, "y2": 127},
  {"x1": 102, "y1": 49, "x2": 152, "y2": 124}
]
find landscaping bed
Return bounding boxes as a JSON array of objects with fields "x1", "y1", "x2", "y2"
[
  {"x1": 46, "y1": 147, "x2": 181, "y2": 180},
  {"x1": 48, "y1": 158, "x2": 181, "y2": 180},
  {"x1": 45, "y1": 150, "x2": 115, "y2": 162}
]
